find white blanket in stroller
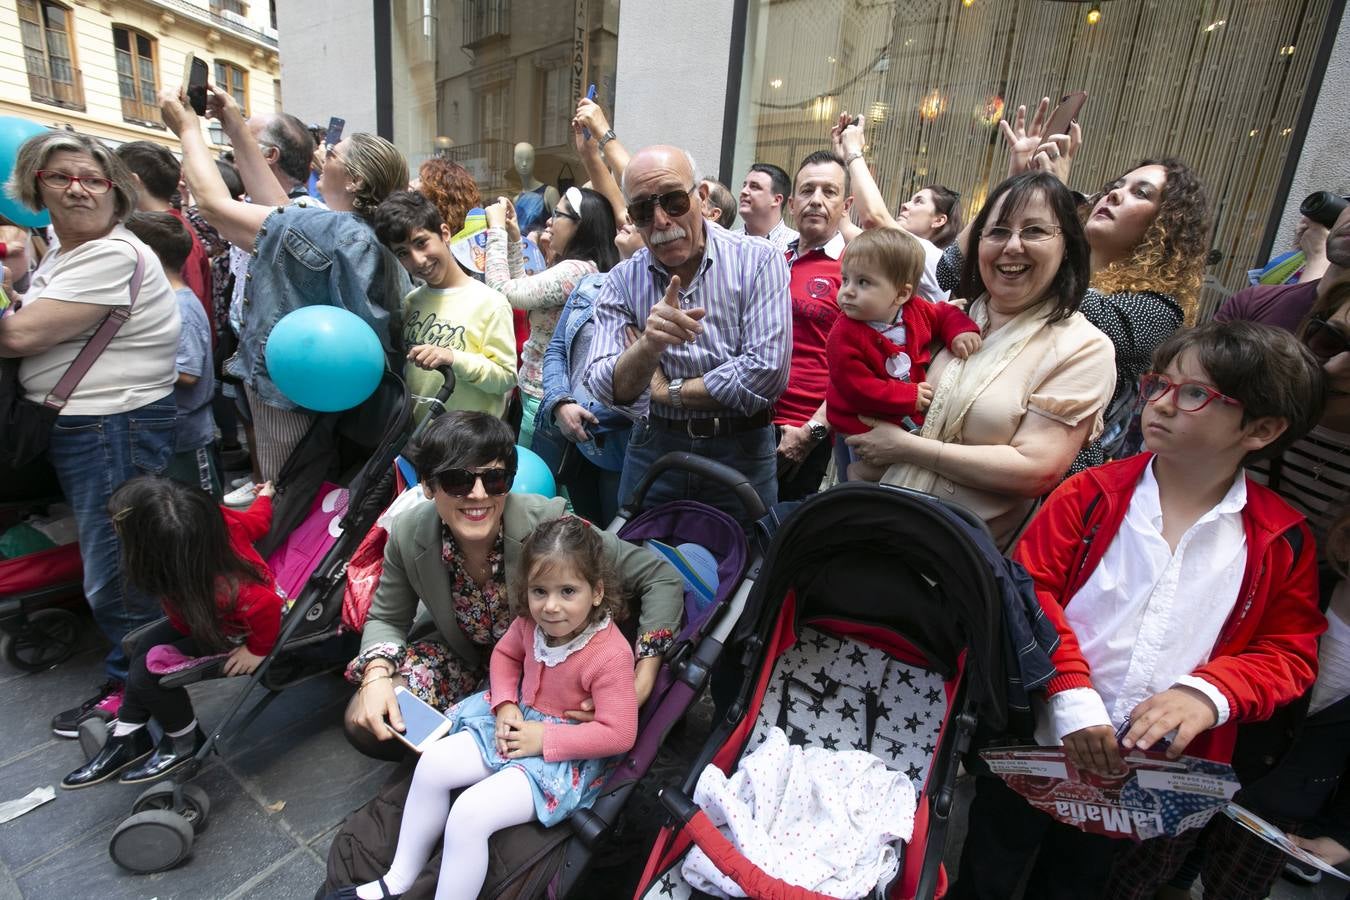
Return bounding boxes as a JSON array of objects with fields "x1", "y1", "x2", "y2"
[{"x1": 681, "y1": 726, "x2": 916, "y2": 899}]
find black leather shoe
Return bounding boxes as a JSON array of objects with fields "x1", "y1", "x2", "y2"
[
  {"x1": 119, "y1": 726, "x2": 207, "y2": 784},
  {"x1": 321, "y1": 878, "x2": 401, "y2": 900},
  {"x1": 61, "y1": 727, "x2": 153, "y2": 789}
]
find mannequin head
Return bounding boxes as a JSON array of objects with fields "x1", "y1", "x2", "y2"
[{"x1": 514, "y1": 142, "x2": 536, "y2": 179}]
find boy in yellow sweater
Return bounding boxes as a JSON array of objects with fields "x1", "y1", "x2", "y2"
[{"x1": 374, "y1": 191, "x2": 517, "y2": 421}]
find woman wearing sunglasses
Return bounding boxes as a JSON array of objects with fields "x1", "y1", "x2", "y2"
[
  {"x1": 483, "y1": 185, "x2": 619, "y2": 451},
  {"x1": 341, "y1": 410, "x2": 683, "y2": 762},
  {"x1": 1, "y1": 130, "x2": 182, "y2": 737}
]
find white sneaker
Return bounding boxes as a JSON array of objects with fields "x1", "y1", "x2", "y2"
[
  {"x1": 223, "y1": 481, "x2": 258, "y2": 508},
  {"x1": 229, "y1": 474, "x2": 252, "y2": 490}
]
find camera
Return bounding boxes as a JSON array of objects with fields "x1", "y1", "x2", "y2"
[{"x1": 1300, "y1": 191, "x2": 1349, "y2": 229}]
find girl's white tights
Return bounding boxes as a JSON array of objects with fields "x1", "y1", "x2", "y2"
[{"x1": 356, "y1": 731, "x2": 536, "y2": 900}]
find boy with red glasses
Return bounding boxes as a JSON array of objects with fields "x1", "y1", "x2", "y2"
[{"x1": 953, "y1": 321, "x2": 1329, "y2": 899}]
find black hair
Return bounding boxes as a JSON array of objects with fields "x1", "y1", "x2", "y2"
[
  {"x1": 404, "y1": 410, "x2": 518, "y2": 483},
  {"x1": 512, "y1": 516, "x2": 626, "y2": 625},
  {"x1": 923, "y1": 184, "x2": 963, "y2": 248},
  {"x1": 1152, "y1": 320, "x2": 1327, "y2": 461},
  {"x1": 748, "y1": 162, "x2": 791, "y2": 204},
  {"x1": 109, "y1": 475, "x2": 266, "y2": 652},
  {"x1": 215, "y1": 158, "x2": 245, "y2": 199},
  {"x1": 795, "y1": 150, "x2": 850, "y2": 197},
  {"x1": 115, "y1": 140, "x2": 181, "y2": 202},
  {"x1": 958, "y1": 171, "x2": 1089, "y2": 323},
  {"x1": 258, "y1": 113, "x2": 318, "y2": 184},
  {"x1": 125, "y1": 210, "x2": 193, "y2": 272},
  {"x1": 555, "y1": 186, "x2": 619, "y2": 273},
  {"x1": 373, "y1": 190, "x2": 445, "y2": 248}
]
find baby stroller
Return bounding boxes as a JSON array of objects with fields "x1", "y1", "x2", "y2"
[
  {"x1": 97, "y1": 365, "x2": 425, "y2": 875},
  {"x1": 634, "y1": 481, "x2": 1013, "y2": 900},
  {"x1": 0, "y1": 495, "x2": 84, "y2": 671},
  {"x1": 320, "y1": 452, "x2": 766, "y2": 899}
]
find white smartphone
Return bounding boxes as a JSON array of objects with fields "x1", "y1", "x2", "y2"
[{"x1": 392, "y1": 685, "x2": 452, "y2": 752}]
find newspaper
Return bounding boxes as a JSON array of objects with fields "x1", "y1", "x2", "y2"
[{"x1": 980, "y1": 745, "x2": 1239, "y2": 841}]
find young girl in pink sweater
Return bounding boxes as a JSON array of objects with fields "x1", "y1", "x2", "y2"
[{"x1": 329, "y1": 516, "x2": 638, "y2": 900}]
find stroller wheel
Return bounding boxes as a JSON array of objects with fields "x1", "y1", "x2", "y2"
[
  {"x1": 0, "y1": 608, "x2": 81, "y2": 672},
  {"x1": 108, "y1": 809, "x2": 195, "y2": 873},
  {"x1": 78, "y1": 717, "x2": 109, "y2": 759},
  {"x1": 132, "y1": 782, "x2": 211, "y2": 833}
]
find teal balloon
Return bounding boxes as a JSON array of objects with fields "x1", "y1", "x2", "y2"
[
  {"x1": 0, "y1": 117, "x2": 52, "y2": 228},
  {"x1": 511, "y1": 445, "x2": 557, "y2": 497},
  {"x1": 264, "y1": 306, "x2": 384, "y2": 412}
]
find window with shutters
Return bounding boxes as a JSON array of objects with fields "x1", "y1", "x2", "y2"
[
  {"x1": 114, "y1": 26, "x2": 161, "y2": 126},
  {"x1": 17, "y1": 0, "x2": 84, "y2": 110}
]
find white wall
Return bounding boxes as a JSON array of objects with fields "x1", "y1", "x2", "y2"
[
  {"x1": 613, "y1": 0, "x2": 736, "y2": 184},
  {"x1": 1274, "y1": 21, "x2": 1350, "y2": 254},
  {"x1": 275, "y1": 0, "x2": 378, "y2": 133}
]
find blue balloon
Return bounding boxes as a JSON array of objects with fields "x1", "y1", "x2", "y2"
[
  {"x1": 0, "y1": 116, "x2": 52, "y2": 228},
  {"x1": 511, "y1": 445, "x2": 557, "y2": 497},
  {"x1": 264, "y1": 306, "x2": 384, "y2": 412}
]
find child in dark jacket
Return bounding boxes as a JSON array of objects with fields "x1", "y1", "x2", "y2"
[{"x1": 951, "y1": 321, "x2": 1329, "y2": 900}]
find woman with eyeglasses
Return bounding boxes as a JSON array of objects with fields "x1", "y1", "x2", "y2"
[
  {"x1": 0, "y1": 130, "x2": 182, "y2": 736},
  {"x1": 931, "y1": 101, "x2": 1210, "y2": 472},
  {"x1": 482, "y1": 183, "x2": 620, "y2": 451},
  {"x1": 158, "y1": 85, "x2": 410, "y2": 486},
  {"x1": 340, "y1": 410, "x2": 683, "y2": 762},
  {"x1": 845, "y1": 172, "x2": 1116, "y2": 550}
]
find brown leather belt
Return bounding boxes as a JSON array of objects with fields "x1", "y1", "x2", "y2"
[{"x1": 649, "y1": 409, "x2": 774, "y2": 438}]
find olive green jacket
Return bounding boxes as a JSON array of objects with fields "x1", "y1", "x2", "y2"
[{"x1": 359, "y1": 493, "x2": 684, "y2": 667}]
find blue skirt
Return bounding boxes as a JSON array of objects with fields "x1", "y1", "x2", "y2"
[{"x1": 447, "y1": 689, "x2": 616, "y2": 827}]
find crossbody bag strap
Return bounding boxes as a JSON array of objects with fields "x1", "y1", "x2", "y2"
[{"x1": 43, "y1": 238, "x2": 147, "y2": 410}]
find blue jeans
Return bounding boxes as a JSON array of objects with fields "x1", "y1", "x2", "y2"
[
  {"x1": 532, "y1": 421, "x2": 625, "y2": 525},
  {"x1": 47, "y1": 394, "x2": 176, "y2": 681},
  {"x1": 617, "y1": 420, "x2": 777, "y2": 529}
]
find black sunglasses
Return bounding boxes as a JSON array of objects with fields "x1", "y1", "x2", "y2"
[
  {"x1": 626, "y1": 186, "x2": 695, "y2": 227},
  {"x1": 1306, "y1": 316, "x2": 1350, "y2": 360},
  {"x1": 434, "y1": 467, "x2": 514, "y2": 497}
]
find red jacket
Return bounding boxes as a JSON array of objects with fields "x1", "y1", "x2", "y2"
[
  {"x1": 163, "y1": 496, "x2": 283, "y2": 656},
  {"x1": 1014, "y1": 453, "x2": 1324, "y2": 764},
  {"x1": 825, "y1": 296, "x2": 978, "y2": 435}
]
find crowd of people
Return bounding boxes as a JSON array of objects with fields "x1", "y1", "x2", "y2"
[{"x1": 1, "y1": 77, "x2": 1349, "y2": 900}]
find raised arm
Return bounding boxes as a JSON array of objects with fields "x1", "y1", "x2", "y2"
[
  {"x1": 159, "y1": 87, "x2": 270, "y2": 251},
  {"x1": 206, "y1": 84, "x2": 289, "y2": 208},
  {"x1": 832, "y1": 113, "x2": 896, "y2": 234},
  {"x1": 572, "y1": 118, "x2": 627, "y2": 227},
  {"x1": 574, "y1": 97, "x2": 630, "y2": 187}
]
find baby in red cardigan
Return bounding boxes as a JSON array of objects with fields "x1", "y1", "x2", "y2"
[
  {"x1": 826, "y1": 227, "x2": 981, "y2": 480},
  {"x1": 333, "y1": 516, "x2": 638, "y2": 900}
]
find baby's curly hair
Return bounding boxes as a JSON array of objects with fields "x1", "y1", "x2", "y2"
[
  {"x1": 512, "y1": 517, "x2": 627, "y2": 625},
  {"x1": 1086, "y1": 158, "x2": 1211, "y2": 323},
  {"x1": 418, "y1": 156, "x2": 481, "y2": 236}
]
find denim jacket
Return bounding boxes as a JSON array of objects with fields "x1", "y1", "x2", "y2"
[
  {"x1": 227, "y1": 205, "x2": 410, "y2": 410},
  {"x1": 537, "y1": 272, "x2": 630, "y2": 469}
]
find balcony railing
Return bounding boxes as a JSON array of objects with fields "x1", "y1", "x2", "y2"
[
  {"x1": 154, "y1": 0, "x2": 278, "y2": 47},
  {"x1": 463, "y1": 0, "x2": 509, "y2": 50},
  {"x1": 121, "y1": 94, "x2": 164, "y2": 128},
  {"x1": 28, "y1": 66, "x2": 84, "y2": 111},
  {"x1": 441, "y1": 139, "x2": 515, "y2": 195}
]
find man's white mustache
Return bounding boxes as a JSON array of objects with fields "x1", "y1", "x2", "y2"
[{"x1": 650, "y1": 226, "x2": 688, "y2": 246}]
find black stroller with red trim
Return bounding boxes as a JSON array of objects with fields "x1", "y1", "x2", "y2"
[{"x1": 634, "y1": 481, "x2": 1013, "y2": 900}]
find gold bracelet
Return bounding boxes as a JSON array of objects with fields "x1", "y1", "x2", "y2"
[{"x1": 360, "y1": 673, "x2": 392, "y2": 690}]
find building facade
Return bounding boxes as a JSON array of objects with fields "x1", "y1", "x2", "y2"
[{"x1": 1, "y1": 0, "x2": 280, "y2": 150}]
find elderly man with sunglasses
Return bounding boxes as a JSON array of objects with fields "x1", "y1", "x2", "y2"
[{"x1": 584, "y1": 145, "x2": 791, "y2": 525}]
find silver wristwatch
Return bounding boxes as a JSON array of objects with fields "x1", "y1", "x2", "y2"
[
  {"x1": 806, "y1": 421, "x2": 829, "y2": 442},
  {"x1": 668, "y1": 377, "x2": 685, "y2": 410},
  {"x1": 598, "y1": 129, "x2": 617, "y2": 153}
]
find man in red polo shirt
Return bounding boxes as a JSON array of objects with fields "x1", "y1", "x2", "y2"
[{"x1": 775, "y1": 150, "x2": 852, "y2": 500}]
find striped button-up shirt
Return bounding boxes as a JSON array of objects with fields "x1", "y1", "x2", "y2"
[{"x1": 584, "y1": 221, "x2": 791, "y2": 421}]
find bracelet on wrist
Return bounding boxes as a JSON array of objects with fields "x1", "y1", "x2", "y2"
[{"x1": 361, "y1": 673, "x2": 392, "y2": 689}]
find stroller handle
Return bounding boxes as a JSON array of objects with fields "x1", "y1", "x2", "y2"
[
  {"x1": 419, "y1": 365, "x2": 457, "y2": 422},
  {"x1": 621, "y1": 452, "x2": 766, "y2": 519}
]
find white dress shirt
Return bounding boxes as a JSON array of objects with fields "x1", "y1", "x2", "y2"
[{"x1": 1037, "y1": 460, "x2": 1249, "y2": 745}]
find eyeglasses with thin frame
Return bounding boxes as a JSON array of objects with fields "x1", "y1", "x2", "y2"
[
  {"x1": 626, "y1": 186, "x2": 696, "y2": 227},
  {"x1": 979, "y1": 224, "x2": 1063, "y2": 244},
  {"x1": 433, "y1": 466, "x2": 514, "y2": 497},
  {"x1": 551, "y1": 205, "x2": 581, "y2": 224},
  {"x1": 1304, "y1": 316, "x2": 1350, "y2": 361},
  {"x1": 1140, "y1": 372, "x2": 1242, "y2": 413},
  {"x1": 36, "y1": 170, "x2": 113, "y2": 195}
]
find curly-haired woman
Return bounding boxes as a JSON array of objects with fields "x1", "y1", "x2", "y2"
[
  {"x1": 938, "y1": 101, "x2": 1211, "y2": 471},
  {"x1": 415, "y1": 156, "x2": 481, "y2": 236}
]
